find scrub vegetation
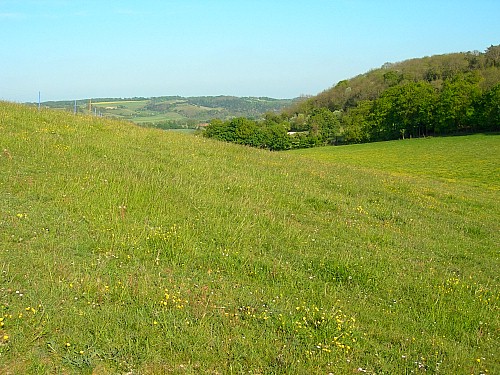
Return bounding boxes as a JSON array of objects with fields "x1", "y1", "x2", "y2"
[{"x1": 1, "y1": 102, "x2": 498, "y2": 374}]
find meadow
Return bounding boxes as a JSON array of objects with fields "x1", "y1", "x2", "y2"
[{"x1": 0, "y1": 102, "x2": 498, "y2": 374}]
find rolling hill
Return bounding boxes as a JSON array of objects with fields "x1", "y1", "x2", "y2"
[{"x1": 35, "y1": 95, "x2": 301, "y2": 129}]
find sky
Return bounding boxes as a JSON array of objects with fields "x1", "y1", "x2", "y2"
[{"x1": 0, "y1": 0, "x2": 499, "y2": 103}]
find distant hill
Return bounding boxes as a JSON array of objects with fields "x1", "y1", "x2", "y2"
[{"x1": 35, "y1": 95, "x2": 301, "y2": 129}]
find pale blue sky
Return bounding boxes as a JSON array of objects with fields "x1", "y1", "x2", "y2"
[{"x1": 1, "y1": 0, "x2": 499, "y2": 102}]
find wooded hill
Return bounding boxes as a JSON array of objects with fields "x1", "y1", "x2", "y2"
[
  {"x1": 286, "y1": 45, "x2": 500, "y2": 142},
  {"x1": 204, "y1": 45, "x2": 500, "y2": 149}
]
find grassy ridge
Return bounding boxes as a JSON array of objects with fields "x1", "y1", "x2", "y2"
[{"x1": 0, "y1": 102, "x2": 498, "y2": 374}]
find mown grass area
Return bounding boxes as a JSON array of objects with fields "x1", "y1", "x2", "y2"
[
  {"x1": 0, "y1": 102, "x2": 498, "y2": 374},
  {"x1": 290, "y1": 134, "x2": 500, "y2": 190}
]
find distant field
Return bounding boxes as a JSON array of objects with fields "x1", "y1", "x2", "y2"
[
  {"x1": 90, "y1": 101, "x2": 188, "y2": 123},
  {"x1": 132, "y1": 112, "x2": 185, "y2": 123},
  {"x1": 92, "y1": 100, "x2": 149, "y2": 111},
  {"x1": 1, "y1": 103, "x2": 498, "y2": 374}
]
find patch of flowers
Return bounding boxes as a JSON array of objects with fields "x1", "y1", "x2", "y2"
[
  {"x1": 0, "y1": 302, "x2": 40, "y2": 350},
  {"x1": 223, "y1": 300, "x2": 358, "y2": 356},
  {"x1": 438, "y1": 276, "x2": 499, "y2": 306},
  {"x1": 158, "y1": 288, "x2": 188, "y2": 310}
]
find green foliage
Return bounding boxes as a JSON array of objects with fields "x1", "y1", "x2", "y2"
[
  {"x1": 371, "y1": 82, "x2": 437, "y2": 140},
  {"x1": 204, "y1": 117, "x2": 291, "y2": 151},
  {"x1": 485, "y1": 44, "x2": 500, "y2": 67},
  {"x1": 306, "y1": 108, "x2": 341, "y2": 145},
  {"x1": 203, "y1": 109, "x2": 343, "y2": 150},
  {"x1": 340, "y1": 100, "x2": 373, "y2": 144},
  {"x1": 435, "y1": 72, "x2": 482, "y2": 133},
  {"x1": 263, "y1": 122, "x2": 292, "y2": 151},
  {"x1": 477, "y1": 83, "x2": 500, "y2": 129}
]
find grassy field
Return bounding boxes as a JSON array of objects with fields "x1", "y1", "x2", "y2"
[
  {"x1": 132, "y1": 113, "x2": 186, "y2": 124},
  {"x1": 90, "y1": 99, "x2": 222, "y2": 125},
  {"x1": 291, "y1": 135, "x2": 500, "y2": 190},
  {"x1": 0, "y1": 102, "x2": 498, "y2": 374}
]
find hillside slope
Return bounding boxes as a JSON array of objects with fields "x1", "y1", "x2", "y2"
[{"x1": 1, "y1": 102, "x2": 498, "y2": 374}]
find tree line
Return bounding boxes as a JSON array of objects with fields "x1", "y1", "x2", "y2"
[
  {"x1": 340, "y1": 72, "x2": 499, "y2": 143},
  {"x1": 203, "y1": 45, "x2": 500, "y2": 150}
]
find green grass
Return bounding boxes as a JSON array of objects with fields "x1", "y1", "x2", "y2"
[
  {"x1": 291, "y1": 135, "x2": 500, "y2": 190},
  {"x1": 1, "y1": 102, "x2": 498, "y2": 374}
]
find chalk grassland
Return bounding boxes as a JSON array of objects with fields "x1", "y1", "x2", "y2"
[{"x1": 0, "y1": 102, "x2": 498, "y2": 374}]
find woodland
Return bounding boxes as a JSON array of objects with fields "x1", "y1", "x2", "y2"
[{"x1": 204, "y1": 45, "x2": 500, "y2": 150}]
